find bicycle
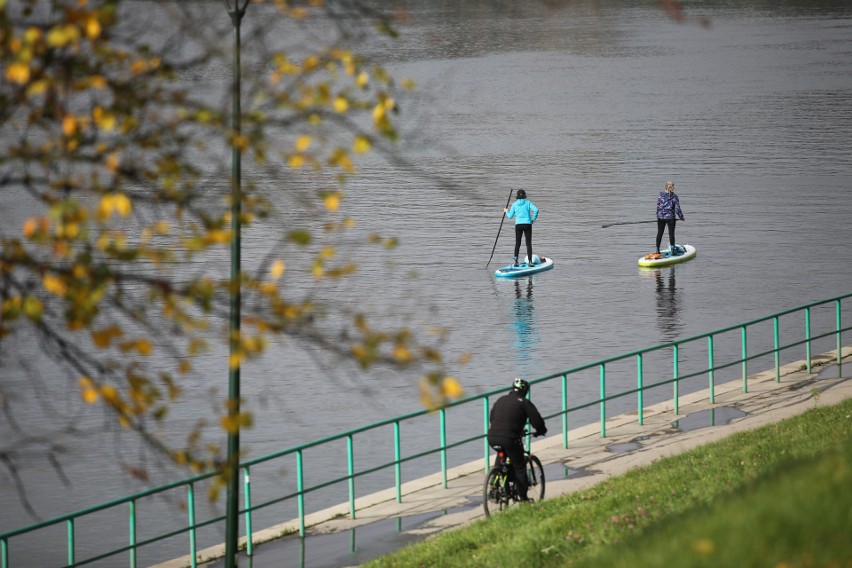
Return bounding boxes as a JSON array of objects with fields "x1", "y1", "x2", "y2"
[{"x1": 483, "y1": 431, "x2": 545, "y2": 517}]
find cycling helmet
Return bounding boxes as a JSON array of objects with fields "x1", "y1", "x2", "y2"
[{"x1": 512, "y1": 377, "x2": 530, "y2": 395}]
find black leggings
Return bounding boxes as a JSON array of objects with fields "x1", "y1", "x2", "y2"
[
  {"x1": 514, "y1": 224, "x2": 533, "y2": 262},
  {"x1": 656, "y1": 219, "x2": 676, "y2": 251}
]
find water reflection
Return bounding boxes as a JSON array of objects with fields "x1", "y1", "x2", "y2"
[
  {"x1": 214, "y1": 499, "x2": 480, "y2": 568},
  {"x1": 512, "y1": 278, "x2": 540, "y2": 375},
  {"x1": 653, "y1": 267, "x2": 683, "y2": 341},
  {"x1": 672, "y1": 406, "x2": 748, "y2": 432}
]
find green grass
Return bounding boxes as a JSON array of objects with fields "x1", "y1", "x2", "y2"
[{"x1": 364, "y1": 398, "x2": 852, "y2": 568}]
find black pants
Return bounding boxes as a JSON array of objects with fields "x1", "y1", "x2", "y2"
[
  {"x1": 655, "y1": 219, "x2": 676, "y2": 252},
  {"x1": 514, "y1": 224, "x2": 533, "y2": 263},
  {"x1": 488, "y1": 435, "x2": 528, "y2": 499}
]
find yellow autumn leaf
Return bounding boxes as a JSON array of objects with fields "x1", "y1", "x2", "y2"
[
  {"x1": 130, "y1": 60, "x2": 148, "y2": 75},
  {"x1": 136, "y1": 339, "x2": 152, "y2": 356},
  {"x1": 295, "y1": 135, "x2": 312, "y2": 152},
  {"x1": 392, "y1": 345, "x2": 412, "y2": 363},
  {"x1": 229, "y1": 352, "x2": 241, "y2": 369},
  {"x1": 113, "y1": 193, "x2": 131, "y2": 216},
  {"x1": 43, "y1": 275, "x2": 68, "y2": 296},
  {"x1": 270, "y1": 260, "x2": 285, "y2": 279},
  {"x1": 62, "y1": 115, "x2": 77, "y2": 136},
  {"x1": 323, "y1": 194, "x2": 340, "y2": 211},
  {"x1": 26, "y1": 79, "x2": 48, "y2": 97},
  {"x1": 94, "y1": 107, "x2": 117, "y2": 131},
  {"x1": 6, "y1": 63, "x2": 31, "y2": 85},
  {"x1": 441, "y1": 376, "x2": 464, "y2": 398},
  {"x1": 373, "y1": 103, "x2": 385, "y2": 121},
  {"x1": 179, "y1": 360, "x2": 191, "y2": 374},
  {"x1": 288, "y1": 154, "x2": 305, "y2": 169},
  {"x1": 85, "y1": 16, "x2": 102, "y2": 40},
  {"x1": 22, "y1": 218, "x2": 37, "y2": 237},
  {"x1": 353, "y1": 135, "x2": 371, "y2": 154},
  {"x1": 88, "y1": 75, "x2": 108, "y2": 89},
  {"x1": 100, "y1": 384, "x2": 119, "y2": 404},
  {"x1": 22, "y1": 296, "x2": 43, "y2": 320},
  {"x1": 78, "y1": 377, "x2": 99, "y2": 404},
  {"x1": 356, "y1": 71, "x2": 369, "y2": 88},
  {"x1": 46, "y1": 24, "x2": 81, "y2": 48},
  {"x1": 24, "y1": 27, "x2": 41, "y2": 44},
  {"x1": 333, "y1": 97, "x2": 349, "y2": 113},
  {"x1": 106, "y1": 153, "x2": 120, "y2": 172}
]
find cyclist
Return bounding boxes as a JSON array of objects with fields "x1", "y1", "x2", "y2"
[{"x1": 487, "y1": 378, "x2": 547, "y2": 502}]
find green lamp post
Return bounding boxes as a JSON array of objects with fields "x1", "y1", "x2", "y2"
[{"x1": 223, "y1": 0, "x2": 250, "y2": 566}]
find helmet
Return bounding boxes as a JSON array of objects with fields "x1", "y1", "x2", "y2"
[
  {"x1": 512, "y1": 377, "x2": 529, "y2": 394},
  {"x1": 516, "y1": 189, "x2": 526, "y2": 199}
]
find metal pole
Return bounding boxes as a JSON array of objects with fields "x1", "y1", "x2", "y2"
[{"x1": 225, "y1": 2, "x2": 248, "y2": 566}]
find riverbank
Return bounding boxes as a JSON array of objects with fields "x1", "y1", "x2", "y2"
[
  {"x1": 365, "y1": 390, "x2": 852, "y2": 567},
  {"x1": 160, "y1": 346, "x2": 851, "y2": 567}
]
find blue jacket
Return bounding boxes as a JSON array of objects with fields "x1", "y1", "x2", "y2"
[{"x1": 506, "y1": 198, "x2": 539, "y2": 224}]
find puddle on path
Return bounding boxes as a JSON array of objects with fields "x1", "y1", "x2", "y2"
[
  {"x1": 816, "y1": 364, "x2": 844, "y2": 379},
  {"x1": 672, "y1": 406, "x2": 748, "y2": 432},
  {"x1": 543, "y1": 462, "x2": 595, "y2": 481},
  {"x1": 204, "y1": 497, "x2": 480, "y2": 568},
  {"x1": 605, "y1": 441, "x2": 642, "y2": 453}
]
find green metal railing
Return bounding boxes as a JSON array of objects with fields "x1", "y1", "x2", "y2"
[{"x1": 2, "y1": 293, "x2": 849, "y2": 567}]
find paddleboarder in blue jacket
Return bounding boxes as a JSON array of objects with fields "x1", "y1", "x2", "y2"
[
  {"x1": 655, "y1": 180, "x2": 685, "y2": 254},
  {"x1": 504, "y1": 190, "x2": 539, "y2": 267}
]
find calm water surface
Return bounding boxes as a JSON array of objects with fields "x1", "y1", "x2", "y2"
[{"x1": 2, "y1": 1, "x2": 852, "y2": 566}]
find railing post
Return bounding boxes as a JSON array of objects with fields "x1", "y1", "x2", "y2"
[
  {"x1": 774, "y1": 316, "x2": 781, "y2": 382},
  {"x1": 637, "y1": 353, "x2": 644, "y2": 425},
  {"x1": 599, "y1": 364, "x2": 606, "y2": 437},
  {"x1": 129, "y1": 499, "x2": 137, "y2": 568},
  {"x1": 394, "y1": 421, "x2": 402, "y2": 502},
  {"x1": 805, "y1": 306, "x2": 812, "y2": 373},
  {"x1": 439, "y1": 408, "x2": 447, "y2": 488},
  {"x1": 708, "y1": 334, "x2": 715, "y2": 403},
  {"x1": 741, "y1": 326, "x2": 748, "y2": 393},
  {"x1": 1, "y1": 537, "x2": 7, "y2": 568},
  {"x1": 67, "y1": 518, "x2": 75, "y2": 567},
  {"x1": 673, "y1": 344, "x2": 680, "y2": 415},
  {"x1": 837, "y1": 299, "x2": 843, "y2": 377},
  {"x1": 243, "y1": 467, "x2": 253, "y2": 557},
  {"x1": 482, "y1": 398, "x2": 490, "y2": 472},
  {"x1": 347, "y1": 435, "x2": 356, "y2": 519},
  {"x1": 561, "y1": 374, "x2": 568, "y2": 448},
  {"x1": 188, "y1": 482, "x2": 198, "y2": 568},
  {"x1": 296, "y1": 450, "x2": 305, "y2": 537}
]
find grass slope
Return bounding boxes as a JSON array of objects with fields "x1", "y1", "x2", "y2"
[{"x1": 365, "y1": 397, "x2": 852, "y2": 568}]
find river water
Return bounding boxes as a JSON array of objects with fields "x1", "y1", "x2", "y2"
[{"x1": 2, "y1": 1, "x2": 852, "y2": 566}]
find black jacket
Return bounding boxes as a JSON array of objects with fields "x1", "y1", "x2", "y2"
[{"x1": 488, "y1": 390, "x2": 546, "y2": 440}]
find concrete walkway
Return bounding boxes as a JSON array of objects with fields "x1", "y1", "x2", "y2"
[{"x1": 159, "y1": 347, "x2": 852, "y2": 568}]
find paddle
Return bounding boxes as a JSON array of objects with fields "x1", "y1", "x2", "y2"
[
  {"x1": 486, "y1": 188, "x2": 515, "y2": 268},
  {"x1": 601, "y1": 220, "x2": 659, "y2": 229}
]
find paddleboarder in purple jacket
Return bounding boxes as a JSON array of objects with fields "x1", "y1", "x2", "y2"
[{"x1": 655, "y1": 180, "x2": 685, "y2": 254}]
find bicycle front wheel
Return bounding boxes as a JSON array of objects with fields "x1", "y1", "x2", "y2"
[
  {"x1": 483, "y1": 467, "x2": 507, "y2": 517},
  {"x1": 525, "y1": 454, "x2": 545, "y2": 501}
]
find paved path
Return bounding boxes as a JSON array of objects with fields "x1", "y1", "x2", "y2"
[{"x1": 159, "y1": 347, "x2": 852, "y2": 568}]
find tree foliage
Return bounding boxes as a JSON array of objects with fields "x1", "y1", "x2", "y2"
[{"x1": 0, "y1": 0, "x2": 461, "y2": 501}]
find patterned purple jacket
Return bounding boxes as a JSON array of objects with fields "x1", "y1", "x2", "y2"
[{"x1": 656, "y1": 192, "x2": 685, "y2": 221}]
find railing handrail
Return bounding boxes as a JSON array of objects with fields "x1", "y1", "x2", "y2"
[{"x1": 2, "y1": 291, "x2": 849, "y2": 565}]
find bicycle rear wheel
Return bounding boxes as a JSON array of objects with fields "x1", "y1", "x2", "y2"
[
  {"x1": 483, "y1": 467, "x2": 508, "y2": 517},
  {"x1": 525, "y1": 454, "x2": 545, "y2": 501}
]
